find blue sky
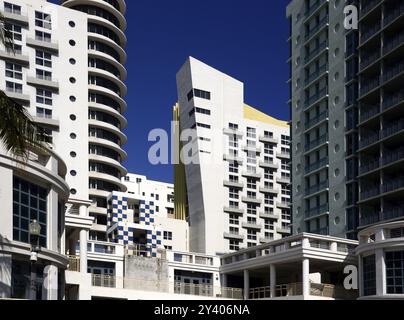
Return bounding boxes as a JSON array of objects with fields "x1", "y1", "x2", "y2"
[{"x1": 52, "y1": 0, "x2": 290, "y2": 183}]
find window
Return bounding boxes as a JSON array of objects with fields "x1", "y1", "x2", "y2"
[
  {"x1": 247, "y1": 191, "x2": 256, "y2": 199},
  {"x1": 164, "y1": 231, "x2": 173, "y2": 241},
  {"x1": 264, "y1": 131, "x2": 273, "y2": 138},
  {"x1": 229, "y1": 214, "x2": 239, "y2": 225},
  {"x1": 36, "y1": 50, "x2": 52, "y2": 68},
  {"x1": 247, "y1": 204, "x2": 257, "y2": 215},
  {"x1": 264, "y1": 169, "x2": 274, "y2": 180},
  {"x1": 35, "y1": 11, "x2": 52, "y2": 30},
  {"x1": 35, "y1": 30, "x2": 51, "y2": 42},
  {"x1": 386, "y1": 251, "x2": 404, "y2": 294},
  {"x1": 5, "y1": 23, "x2": 22, "y2": 41},
  {"x1": 187, "y1": 88, "x2": 211, "y2": 101},
  {"x1": 281, "y1": 135, "x2": 290, "y2": 145},
  {"x1": 247, "y1": 230, "x2": 257, "y2": 241},
  {"x1": 194, "y1": 107, "x2": 211, "y2": 115},
  {"x1": 264, "y1": 220, "x2": 274, "y2": 230},
  {"x1": 229, "y1": 123, "x2": 238, "y2": 130},
  {"x1": 36, "y1": 69, "x2": 52, "y2": 81},
  {"x1": 13, "y1": 176, "x2": 48, "y2": 247},
  {"x1": 36, "y1": 89, "x2": 52, "y2": 105},
  {"x1": 196, "y1": 123, "x2": 211, "y2": 129},
  {"x1": 4, "y1": 2, "x2": 21, "y2": 15},
  {"x1": 282, "y1": 210, "x2": 291, "y2": 220},
  {"x1": 229, "y1": 135, "x2": 239, "y2": 148},
  {"x1": 156, "y1": 194, "x2": 160, "y2": 201},
  {"x1": 229, "y1": 162, "x2": 239, "y2": 174},
  {"x1": 229, "y1": 226, "x2": 239, "y2": 234},
  {"x1": 363, "y1": 255, "x2": 376, "y2": 296},
  {"x1": 156, "y1": 206, "x2": 159, "y2": 213},
  {"x1": 5, "y1": 62, "x2": 22, "y2": 80},
  {"x1": 229, "y1": 240, "x2": 240, "y2": 251},
  {"x1": 264, "y1": 144, "x2": 274, "y2": 155},
  {"x1": 36, "y1": 107, "x2": 52, "y2": 119},
  {"x1": 247, "y1": 179, "x2": 256, "y2": 189},
  {"x1": 6, "y1": 81, "x2": 22, "y2": 93},
  {"x1": 229, "y1": 188, "x2": 239, "y2": 200},
  {"x1": 265, "y1": 194, "x2": 274, "y2": 205},
  {"x1": 229, "y1": 175, "x2": 239, "y2": 183},
  {"x1": 247, "y1": 127, "x2": 256, "y2": 139},
  {"x1": 281, "y1": 159, "x2": 290, "y2": 171}
]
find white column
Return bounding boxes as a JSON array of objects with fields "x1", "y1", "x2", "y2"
[
  {"x1": 302, "y1": 259, "x2": 310, "y2": 298},
  {"x1": 79, "y1": 205, "x2": 88, "y2": 217},
  {"x1": 42, "y1": 265, "x2": 58, "y2": 300},
  {"x1": 270, "y1": 264, "x2": 276, "y2": 298},
  {"x1": 375, "y1": 248, "x2": 386, "y2": 296},
  {"x1": 0, "y1": 254, "x2": 12, "y2": 298},
  {"x1": 80, "y1": 229, "x2": 88, "y2": 273},
  {"x1": 243, "y1": 270, "x2": 250, "y2": 300},
  {"x1": 330, "y1": 242, "x2": 338, "y2": 252},
  {"x1": 221, "y1": 274, "x2": 228, "y2": 288}
]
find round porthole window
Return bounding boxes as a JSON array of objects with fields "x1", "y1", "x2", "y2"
[
  {"x1": 70, "y1": 96, "x2": 76, "y2": 102},
  {"x1": 69, "y1": 58, "x2": 76, "y2": 65},
  {"x1": 70, "y1": 189, "x2": 77, "y2": 195},
  {"x1": 70, "y1": 170, "x2": 77, "y2": 177},
  {"x1": 70, "y1": 133, "x2": 77, "y2": 139},
  {"x1": 69, "y1": 40, "x2": 76, "y2": 46},
  {"x1": 70, "y1": 151, "x2": 77, "y2": 158},
  {"x1": 69, "y1": 21, "x2": 76, "y2": 28},
  {"x1": 70, "y1": 114, "x2": 76, "y2": 121}
]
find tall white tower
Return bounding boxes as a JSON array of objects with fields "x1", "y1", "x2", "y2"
[{"x1": 61, "y1": 0, "x2": 128, "y2": 240}]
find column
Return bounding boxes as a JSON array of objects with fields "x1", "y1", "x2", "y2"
[
  {"x1": 0, "y1": 254, "x2": 12, "y2": 298},
  {"x1": 80, "y1": 229, "x2": 88, "y2": 273},
  {"x1": 221, "y1": 273, "x2": 228, "y2": 288},
  {"x1": 243, "y1": 270, "x2": 250, "y2": 300},
  {"x1": 302, "y1": 259, "x2": 310, "y2": 298},
  {"x1": 42, "y1": 265, "x2": 58, "y2": 300},
  {"x1": 270, "y1": 264, "x2": 276, "y2": 298},
  {"x1": 79, "y1": 205, "x2": 88, "y2": 217},
  {"x1": 358, "y1": 254, "x2": 364, "y2": 297},
  {"x1": 375, "y1": 248, "x2": 386, "y2": 296},
  {"x1": 330, "y1": 241, "x2": 338, "y2": 252}
]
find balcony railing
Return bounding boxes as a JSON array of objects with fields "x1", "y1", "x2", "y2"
[
  {"x1": 360, "y1": 208, "x2": 404, "y2": 226},
  {"x1": 305, "y1": 40, "x2": 328, "y2": 64},
  {"x1": 305, "y1": 15, "x2": 328, "y2": 41},
  {"x1": 359, "y1": 132, "x2": 379, "y2": 149},
  {"x1": 384, "y1": 2, "x2": 404, "y2": 27},
  {"x1": 304, "y1": 87, "x2": 328, "y2": 109},
  {"x1": 383, "y1": 60, "x2": 404, "y2": 83},
  {"x1": 360, "y1": 214, "x2": 380, "y2": 226},
  {"x1": 360, "y1": 77, "x2": 380, "y2": 97},
  {"x1": 305, "y1": 110, "x2": 328, "y2": 129},
  {"x1": 360, "y1": 158, "x2": 380, "y2": 174},
  {"x1": 361, "y1": 0, "x2": 382, "y2": 18},
  {"x1": 360, "y1": 51, "x2": 380, "y2": 70},
  {"x1": 360, "y1": 186, "x2": 380, "y2": 200},
  {"x1": 383, "y1": 147, "x2": 404, "y2": 166},
  {"x1": 67, "y1": 256, "x2": 80, "y2": 272},
  {"x1": 383, "y1": 91, "x2": 404, "y2": 111},
  {"x1": 305, "y1": 134, "x2": 328, "y2": 152},
  {"x1": 305, "y1": 181, "x2": 328, "y2": 196},
  {"x1": 311, "y1": 227, "x2": 329, "y2": 236},
  {"x1": 305, "y1": 204, "x2": 329, "y2": 219},
  {"x1": 361, "y1": 23, "x2": 381, "y2": 43},
  {"x1": 305, "y1": 157, "x2": 328, "y2": 174},
  {"x1": 384, "y1": 32, "x2": 404, "y2": 55},
  {"x1": 383, "y1": 177, "x2": 404, "y2": 194},
  {"x1": 382, "y1": 120, "x2": 404, "y2": 139},
  {"x1": 360, "y1": 103, "x2": 380, "y2": 122},
  {"x1": 305, "y1": 64, "x2": 328, "y2": 86}
]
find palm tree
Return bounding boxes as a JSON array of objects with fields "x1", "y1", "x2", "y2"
[{"x1": 0, "y1": 13, "x2": 45, "y2": 158}]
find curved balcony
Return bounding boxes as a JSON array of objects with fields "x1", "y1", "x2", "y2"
[
  {"x1": 89, "y1": 102, "x2": 127, "y2": 128},
  {"x1": 89, "y1": 154, "x2": 127, "y2": 176},
  {"x1": 88, "y1": 188, "x2": 111, "y2": 199},
  {"x1": 88, "y1": 49, "x2": 127, "y2": 80},
  {"x1": 88, "y1": 119, "x2": 127, "y2": 144},
  {"x1": 87, "y1": 15, "x2": 127, "y2": 47},
  {"x1": 89, "y1": 67, "x2": 127, "y2": 96},
  {"x1": 89, "y1": 84, "x2": 127, "y2": 112},
  {"x1": 89, "y1": 171, "x2": 127, "y2": 191},
  {"x1": 88, "y1": 32, "x2": 127, "y2": 63},
  {"x1": 88, "y1": 136, "x2": 127, "y2": 160}
]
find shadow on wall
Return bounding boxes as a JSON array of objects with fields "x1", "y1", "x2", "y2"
[{"x1": 0, "y1": 235, "x2": 12, "y2": 298}]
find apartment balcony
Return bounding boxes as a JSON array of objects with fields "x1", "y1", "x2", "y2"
[
  {"x1": 359, "y1": 132, "x2": 380, "y2": 150},
  {"x1": 276, "y1": 177, "x2": 291, "y2": 185},
  {"x1": 360, "y1": 51, "x2": 381, "y2": 71},
  {"x1": 0, "y1": 48, "x2": 29, "y2": 64},
  {"x1": 304, "y1": 110, "x2": 328, "y2": 130},
  {"x1": 360, "y1": 0, "x2": 382, "y2": 19},
  {"x1": 304, "y1": 205, "x2": 329, "y2": 219},
  {"x1": 304, "y1": 134, "x2": 328, "y2": 153},
  {"x1": 360, "y1": 77, "x2": 380, "y2": 97},
  {"x1": 27, "y1": 75, "x2": 59, "y2": 90},
  {"x1": 223, "y1": 127, "x2": 243, "y2": 137},
  {"x1": 242, "y1": 171, "x2": 261, "y2": 179},
  {"x1": 223, "y1": 154, "x2": 243, "y2": 163},
  {"x1": 304, "y1": 181, "x2": 329, "y2": 197},
  {"x1": 259, "y1": 135, "x2": 278, "y2": 144},
  {"x1": 224, "y1": 232, "x2": 244, "y2": 241},
  {"x1": 359, "y1": 158, "x2": 380, "y2": 175},
  {"x1": 305, "y1": 64, "x2": 328, "y2": 88},
  {"x1": 242, "y1": 222, "x2": 262, "y2": 231},
  {"x1": 276, "y1": 152, "x2": 290, "y2": 160},
  {"x1": 360, "y1": 103, "x2": 380, "y2": 123},
  {"x1": 383, "y1": 60, "x2": 404, "y2": 84},
  {"x1": 259, "y1": 187, "x2": 279, "y2": 195},
  {"x1": 304, "y1": 0, "x2": 327, "y2": 20},
  {"x1": 360, "y1": 186, "x2": 380, "y2": 201},
  {"x1": 259, "y1": 160, "x2": 279, "y2": 170},
  {"x1": 304, "y1": 157, "x2": 329, "y2": 175},
  {"x1": 305, "y1": 15, "x2": 329, "y2": 43},
  {"x1": 276, "y1": 227, "x2": 291, "y2": 234},
  {"x1": 242, "y1": 196, "x2": 262, "y2": 205},
  {"x1": 259, "y1": 238, "x2": 273, "y2": 244},
  {"x1": 383, "y1": 147, "x2": 404, "y2": 166},
  {"x1": 304, "y1": 87, "x2": 328, "y2": 109},
  {"x1": 276, "y1": 202, "x2": 291, "y2": 209},
  {"x1": 310, "y1": 227, "x2": 329, "y2": 236},
  {"x1": 26, "y1": 36, "x2": 59, "y2": 53},
  {"x1": 259, "y1": 212, "x2": 279, "y2": 220},
  {"x1": 383, "y1": 91, "x2": 404, "y2": 111},
  {"x1": 223, "y1": 180, "x2": 244, "y2": 189},
  {"x1": 2, "y1": 8, "x2": 28, "y2": 25},
  {"x1": 384, "y1": 2, "x2": 404, "y2": 27},
  {"x1": 224, "y1": 206, "x2": 244, "y2": 215},
  {"x1": 5, "y1": 88, "x2": 30, "y2": 103},
  {"x1": 243, "y1": 145, "x2": 262, "y2": 154},
  {"x1": 383, "y1": 31, "x2": 404, "y2": 55},
  {"x1": 383, "y1": 177, "x2": 404, "y2": 195},
  {"x1": 359, "y1": 213, "x2": 380, "y2": 227},
  {"x1": 361, "y1": 23, "x2": 381, "y2": 44},
  {"x1": 381, "y1": 119, "x2": 404, "y2": 140},
  {"x1": 304, "y1": 40, "x2": 328, "y2": 65},
  {"x1": 360, "y1": 207, "x2": 404, "y2": 227}
]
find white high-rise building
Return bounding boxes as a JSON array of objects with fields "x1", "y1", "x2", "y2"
[{"x1": 175, "y1": 57, "x2": 291, "y2": 255}]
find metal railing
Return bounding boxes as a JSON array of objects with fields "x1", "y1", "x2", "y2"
[
  {"x1": 305, "y1": 157, "x2": 328, "y2": 174},
  {"x1": 384, "y1": 2, "x2": 404, "y2": 27},
  {"x1": 384, "y1": 32, "x2": 404, "y2": 55},
  {"x1": 360, "y1": 103, "x2": 380, "y2": 122},
  {"x1": 305, "y1": 15, "x2": 328, "y2": 41},
  {"x1": 360, "y1": 76, "x2": 380, "y2": 96},
  {"x1": 382, "y1": 119, "x2": 404, "y2": 139},
  {"x1": 359, "y1": 132, "x2": 379, "y2": 149},
  {"x1": 360, "y1": 186, "x2": 380, "y2": 200},
  {"x1": 304, "y1": 87, "x2": 328, "y2": 109},
  {"x1": 305, "y1": 64, "x2": 328, "y2": 86},
  {"x1": 304, "y1": 0, "x2": 321, "y2": 18},
  {"x1": 383, "y1": 177, "x2": 404, "y2": 194},
  {"x1": 67, "y1": 256, "x2": 80, "y2": 272},
  {"x1": 361, "y1": 23, "x2": 381, "y2": 43},
  {"x1": 360, "y1": 51, "x2": 380, "y2": 70},
  {"x1": 91, "y1": 274, "x2": 242, "y2": 299},
  {"x1": 361, "y1": 0, "x2": 382, "y2": 17},
  {"x1": 360, "y1": 158, "x2": 380, "y2": 174},
  {"x1": 305, "y1": 204, "x2": 329, "y2": 219},
  {"x1": 305, "y1": 134, "x2": 328, "y2": 152},
  {"x1": 383, "y1": 60, "x2": 404, "y2": 83},
  {"x1": 383, "y1": 91, "x2": 404, "y2": 111},
  {"x1": 305, "y1": 110, "x2": 328, "y2": 129},
  {"x1": 304, "y1": 41, "x2": 328, "y2": 64},
  {"x1": 383, "y1": 147, "x2": 404, "y2": 166}
]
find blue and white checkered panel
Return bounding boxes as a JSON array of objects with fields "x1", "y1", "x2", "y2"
[
  {"x1": 140, "y1": 200, "x2": 155, "y2": 226},
  {"x1": 109, "y1": 194, "x2": 130, "y2": 245},
  {"x1": 146, "y1": 229, "x2": 162, "y2": 257}
]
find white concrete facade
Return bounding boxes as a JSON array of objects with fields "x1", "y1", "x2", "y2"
[{"x1": 176, "y1": 57, "x2": 291, "y2": 256}]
